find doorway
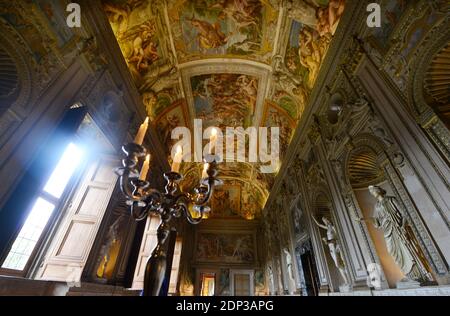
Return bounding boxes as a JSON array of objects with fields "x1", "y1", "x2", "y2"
[
  {"x1": 299, "y1": 242, "x2": 320, "y2": 296},
  {"x1": 230, "y1": 269, "x2": 254, "y2": 296}
]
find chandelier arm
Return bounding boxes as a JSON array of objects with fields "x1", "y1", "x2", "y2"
[
  {"x1": 130, "y1": 200, "x2": 149, "y2": 221},
  {"x1": 170, "y1": 201, "x2": 187, "y2": 219},
  {"x1": 172, "y1": 194, "x2": 204, "y2": 224},
  {"x1": 141, "y1": 188, "x2": 163, "y2": 210},
  {"x1": 184, "y1": 204, "x2": 204, "y2": 225},
  {"x1": 192, "y1": 181, "x2": 214, "y2": 205},
  {"x1": 116, "y1": 143, "x2": 147, "y2": 201},
  {"x1": 117, "y1": 169, "x2": 141, "y2": 200}
]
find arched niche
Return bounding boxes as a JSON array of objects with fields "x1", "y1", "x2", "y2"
[
  {"x1": 409, "y1": 27, "x2": 450, "y2": 124},
  {"x1": 343, "y1": 134, "x2": 440, "y2": 288},
  {"x1": 295, "y1": 239, "x2": 318, "y2": 296},
  {"x1": 409, "y1": 27, "x2": 450, "y2": 161},
  {"x1": 100, "y1": 91, "x2": 123, "y2": 124},
  {"x1": 346, "y1": 145, "x2": 405, "y2": 288}
]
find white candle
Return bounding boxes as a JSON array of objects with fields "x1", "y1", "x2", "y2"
[
  {"x1": 139, "y1": 154, "x2": 151, "y2": 180},
  {"x1": 171, "y1": 145, "x2": 183, "y2": 173},
  {"x1": 201, "y1": 162, "x2": 209, "y2": 179},
  {"x1": 209, "y1": 128, "x2": 218, "y2": 154},
  {"x1": 134, "y1": 117, "x2": 149, "y2": 145}
]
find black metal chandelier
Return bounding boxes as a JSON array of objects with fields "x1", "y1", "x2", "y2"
[{"x1": 115, "y1": 118, "x2": 221, "y2": 296}]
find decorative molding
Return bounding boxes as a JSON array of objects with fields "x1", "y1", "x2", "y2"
[{"x1": 422, "y1": 115, "x2": 450, "y2": 163}]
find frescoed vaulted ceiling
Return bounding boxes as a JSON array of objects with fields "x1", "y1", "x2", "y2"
[{"x1": 102, "y1": 0, "x2": 346, "y2": 220}]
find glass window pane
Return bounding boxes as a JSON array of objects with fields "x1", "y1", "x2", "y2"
[
  {"x1": 1, "y1": 198, "x2": 55, "y2": 271},
  {"x1": 43, "y1": 143, "x2": 84, "y2": 198}
]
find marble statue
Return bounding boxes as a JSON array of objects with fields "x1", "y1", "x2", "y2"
[
  {"x1": 283, "y1": 248, "x2": 297, "y2": 295},
  {"x1": 96, "y1": 215, "x2": 123, "y2": 279},
  {"x1": 366, "y1": 263, "x2": 382, "y2": 290},
  {"x1": 357, "y1": 185, "x2": 434, "y2": 286},
  {"x1": 312, "y1": 215, "x2": 350, "y2": 287},
  {"x1": 276, "y1": 258, "x2": 284, "y2": 295},
  {"x1": 267, "y1": 265, "x2": 275, "y2": 294}
]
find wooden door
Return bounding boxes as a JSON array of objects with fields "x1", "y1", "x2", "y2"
[
  {"x1": 131, "y1": 214, "x2": 160, "y2": 289},
  {"x1": 230, "y1": 269, "x2": 254, "y2": 296}
]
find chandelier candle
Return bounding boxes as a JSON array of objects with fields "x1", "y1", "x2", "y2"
[
  {"x1": 171, "y1": 145, "x2": 183, "y2": 173},
  {"x1": 139, "y1": 154, "x2": 150, "y2": 180},
  {"x1": 201, "y1": 163, "x2": 209, "y2": 179},
  {"x1": 208, "y1": 128, "x2": 218, "y2": 154},
  {"x1": 134, "y1": 117, "x2": 149, "y2": 145}
]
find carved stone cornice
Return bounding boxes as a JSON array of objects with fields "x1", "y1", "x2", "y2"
[{"x1": 341, "y1": 35, "x2": 365, "y2": 75}]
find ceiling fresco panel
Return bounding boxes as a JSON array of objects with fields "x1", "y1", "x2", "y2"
[
  {"x1": 103, "y1": 0, "x2": 182, "y2": 121},
  {"x1": 167, "y1": 0, "x2": 279, "y2": 63},
  {"x1": 367, "y1": 0, "x2": 410, "y2": 51},
  {"x1": 191, "y1": 73, "x2": 258, "y2": 128},
  {"x1": 104, "y1": 0, "x2": 164, "y2": 81},
  {"x1": 262, "y1": 100, "x2": 296, "y2": 160},
  {"x1": 153, "y1": 99, "x2": 190, "y2": 156},
  {"x1": 180, "y1": 59, "x2": 271, "y2": 128},
  {"x1": 270, "y1": 0, "x2": 345, "y2": 118}
]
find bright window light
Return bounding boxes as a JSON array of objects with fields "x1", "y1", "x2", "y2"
[
  {"x1": 2, "y1": 198, "x2": 55, "y2": 270},
  {"x1": 44, "y1": 143, "x2": 84, "y2": 198},
  {"x1": 2, "y1": 142, "x2": 84, "y2": 271}
]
